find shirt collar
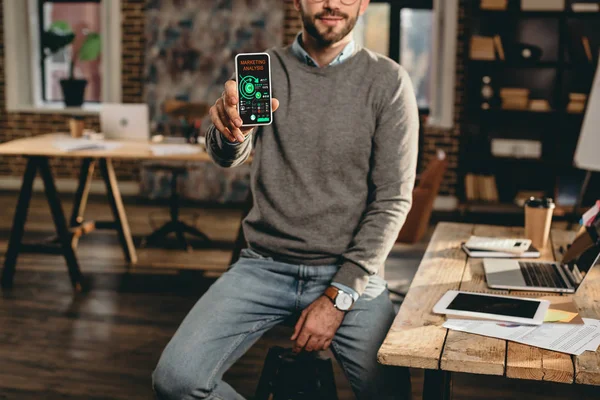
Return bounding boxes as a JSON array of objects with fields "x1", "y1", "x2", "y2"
[{"x1": 291, "y1": 32, "x2": 355, "y2": 68}]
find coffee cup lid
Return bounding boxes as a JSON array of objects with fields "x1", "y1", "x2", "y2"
[{"x1": 525, "y1": 197, "x2": 555, "y2": 209}]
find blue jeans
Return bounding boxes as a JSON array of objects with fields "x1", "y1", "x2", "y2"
[{"x1": 152, "y1": 248, "x2": 411, "y2": 399}]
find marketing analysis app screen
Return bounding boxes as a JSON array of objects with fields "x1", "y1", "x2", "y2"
[{"x1": 236, "y1": 53, "x2": 271, "y2": 126}]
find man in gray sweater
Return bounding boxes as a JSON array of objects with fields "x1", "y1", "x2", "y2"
[{"x1": 153, "y1": 0, "x2": 419, "y2": 399}]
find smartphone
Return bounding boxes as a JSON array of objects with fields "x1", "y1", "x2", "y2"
[{"x1": 235, "y1": 53, "x2": 273, "y2": 127}]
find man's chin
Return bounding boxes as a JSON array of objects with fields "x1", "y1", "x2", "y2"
[{"x1": 312, "y1": 29, "x2": 347, "y2": 46}]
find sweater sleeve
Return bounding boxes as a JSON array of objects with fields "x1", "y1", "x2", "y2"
[
  {"x1": 205, "y1": 124, "x2": 254, "y2": 168},
  {"x1": 331, "y1": 66, "x2": 419, "y2": 296}
]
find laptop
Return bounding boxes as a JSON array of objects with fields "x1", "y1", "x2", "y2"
[
  {"x1": 483, "y1": 240, "x2": 600, "y2": 293},
  {"x1": 100, "y1": 103, "x2": 150, "y2": 142}
]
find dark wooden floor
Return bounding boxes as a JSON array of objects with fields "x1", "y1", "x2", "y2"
[{"x1": 0, "y1": 191, "x2": 598, "y2": 399}]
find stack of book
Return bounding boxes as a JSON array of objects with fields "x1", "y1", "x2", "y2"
[
  {"x1": 464, "y1": 174, "x2": 499, "y2": 203},
  {"x1": 480, "y1": 0, "x2": 507, "y2": 10},
  {"x1": 470, "y1": 35, "x2": 505, "y2": 61},
  {"x1": 461, "y1": 235, "x2": 540, "y2": 258},
  {"x1": 521, "y1": 0, "x2": 565, "y2": 11},
  {"x1": 567, "y1": 93, "x2": 587, "y2": 113},
  {"x1": 500, "y1": 87, "x2": 530, "y2": 110},
  {"x1": 529, "y1": 99, "x2": 551, "y2": 112},
  {"x1": 470, "y1": 36, "x2": 496, "y2": 60},
  {"x1": 572, "y1": 2, "x2": 600, "y2": 12}
]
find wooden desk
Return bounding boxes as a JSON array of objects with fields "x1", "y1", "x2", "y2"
[
  {"x1": 378, "y1": 222, "x2": 600, "y2": 400},
  {"x1": 0, "y1": 133, "x2": 223, "y2": 291}
]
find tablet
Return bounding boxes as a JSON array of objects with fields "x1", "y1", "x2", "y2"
[{"x1": 433, "y1": 290, "x2": 550, "y2": 325}]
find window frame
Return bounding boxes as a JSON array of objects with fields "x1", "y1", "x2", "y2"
[
  {"x1": 37, "y1": 0, "x2": 103, "y2": 104},
  {"x1": 3, "y1": 0, "x2": 121, "y2": 114},
  {"x1": 369, "y1": 0, "x2": 433, "y2": 114}
]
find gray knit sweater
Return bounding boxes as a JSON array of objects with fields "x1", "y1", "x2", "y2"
[{"x1": 205, "y1": 45, "x2": 419, "y2": 296}]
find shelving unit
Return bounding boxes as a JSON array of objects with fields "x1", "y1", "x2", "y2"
[{"x1": 460, "y1": 0, "x2": 600, "y2": 216}]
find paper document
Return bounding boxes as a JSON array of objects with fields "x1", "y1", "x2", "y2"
[
  {"x1": 54, "y1": 138, "x2": 122, "y2": 152},
  {"x1": 150, "y1": 144, "x2": 202, "y2": 156},
  {"x1": 443, "y1": 318, "x2": 600, "y2": 355}
]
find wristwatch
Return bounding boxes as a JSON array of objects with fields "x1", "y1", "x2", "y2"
[{"x1": 324, "y1": 286, "x2": 354, "y2": 311}]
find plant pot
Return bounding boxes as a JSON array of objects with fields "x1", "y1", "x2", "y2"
[{"x1": 60, "y1": 78, "x2": 88, "y2": 107}]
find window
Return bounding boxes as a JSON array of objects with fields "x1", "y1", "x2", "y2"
[
  {"x1": 355, "y1": 0, "x2": 458, "y2": 127},
  {"x1": 400, "y1": 9, "x2": 433, "y2": 110},
  {"x1": 3, "y1": 0, "x2": 121, "y2": 113},
  {"x1": 38, "y1": 0, "x2": 103, "y2": 104},
  {"x1": 355, "y1": 1, "x2": 433, "y2": 111}
]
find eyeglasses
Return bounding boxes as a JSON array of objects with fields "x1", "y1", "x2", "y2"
[{"x1": 308, "y1": 0, "x2": 360, "y2": 6}]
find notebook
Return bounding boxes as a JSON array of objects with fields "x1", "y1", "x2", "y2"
[{"x1": 461, "y1": 243, "x2": 540, "y2": 258}]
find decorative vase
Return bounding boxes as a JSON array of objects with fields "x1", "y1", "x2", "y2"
[{"x1": 60, "y1": 78, "x2": 88, "y2": 107}]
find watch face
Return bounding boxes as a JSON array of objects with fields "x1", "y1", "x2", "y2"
[{"x1": 335, "y1": 292, "x2": 353, "y2": 311}]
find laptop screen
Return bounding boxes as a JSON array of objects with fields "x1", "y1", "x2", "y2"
[{"x1": 564, "y1": 243, "x2": 600, "y2": 288}]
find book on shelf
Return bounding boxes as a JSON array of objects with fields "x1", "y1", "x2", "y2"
[
  {"x1": 464, "y1": 174, "x2": 499, "y2": 203},
  {"x1": 500, "y1": 88, "x2": 530, "y2": 98},
  {"x1": 500, "y1": 87, "x2": 530, "y2": 110},
  {"x1": 491, "y1": 138, "x2": 542, "y2": 159},
  {"x1": 502, "y1": 98, "x2": 530, "y2": 110},
  {"x1": 480, "y1": 0, "x2": 508, "y2": 11},
  {"x1": 571, "y1": 2, "x2": 600, "y2": 12},
  {"x1": 521, "y1": 0, "x2": 565, "y2": 11},
  {"x1": 470, "y1": 36, "x2": 496, "y2": 60},
  {"x1": 567, "y1": 93, "x2": 588, "y2": 113},
  {"x1": 582, "y1": 36, "x2": 593, "y2": 62},
  {"x1": 484, "y1": 176, "x2": 500, "y2": 202},
  {"x1": 570, "y1": 93, "x2": 588, "y2": 102},
  {"x1": 567, "y1": 101, "x2": 586, "y2": 113},
  {"x1": 465, "y1": 173, "x2": 477, "y2": 201},
  {"x1": 529, "y1": 99, "x2": 552, "y2": 112},
  {"x1": 493, "y1": 35, "x2": 506, "y2": 61}
]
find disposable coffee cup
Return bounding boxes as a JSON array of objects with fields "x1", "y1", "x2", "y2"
[
  {"x1": 69, "y1": 116, "x2": 84, "y2": 138},
  {"x1": 524, "y1": 197, "x2": 555, "y2": 249}
]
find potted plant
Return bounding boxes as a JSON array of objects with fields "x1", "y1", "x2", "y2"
[{"x1": 42, "y1": 21, "x2": 101, "y2": 107}]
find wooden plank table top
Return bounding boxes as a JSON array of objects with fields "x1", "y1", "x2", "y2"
[
  {"x1": 0, "y1": 133, "x2": 214, "y2": 162},
  {"x1": 378, "y1": 222, "x2": 600, "y2": 386}
]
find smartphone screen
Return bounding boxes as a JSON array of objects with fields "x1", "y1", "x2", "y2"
[
  {"x1": 447, "y1": 293, "x2": 540, "y2": 318},
  {"x1": 235, "y1": 53, "x2": 272, "y2": 126}
]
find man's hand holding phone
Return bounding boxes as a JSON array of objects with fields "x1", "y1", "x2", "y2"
[{"x1": 210, "y1": 80, "x2": 279, "y2": 144}]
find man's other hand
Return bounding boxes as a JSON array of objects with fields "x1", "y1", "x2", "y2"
[
  {"x1": 209, "y1": 80, "x2": 280, "y2": 143},
  {"x1": 291, "y1": 295, "x2": 345, "y2": 353}
]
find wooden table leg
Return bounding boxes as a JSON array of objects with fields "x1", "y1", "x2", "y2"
[
  {"x1": 423, "y1": 370, "x2": 452, "y2": 400},
  {"x1": 37, "y1": 157, "x2": 85, "y2": 292},
  {"x1": 1, "y1": 157, "x2": 38, "y2": 289},
  {"x1": 99, "y1": 158, "x2": 137, "y2": 265},
  {"x1": 70, "y1": 158, "x2": 96, "y2": 227}
]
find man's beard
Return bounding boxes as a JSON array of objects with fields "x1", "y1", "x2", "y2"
[{"x1": 300, "y1": 5, "x2": 360, "y2": 46}]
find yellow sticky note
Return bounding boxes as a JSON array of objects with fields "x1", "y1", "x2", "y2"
[{"x1": 544, "y1": 309, "x2": 578, "y2": 323}]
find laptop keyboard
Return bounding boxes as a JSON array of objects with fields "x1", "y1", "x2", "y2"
[{"x1": 518, "y1": 262, "x2": 568, "y2": 288}]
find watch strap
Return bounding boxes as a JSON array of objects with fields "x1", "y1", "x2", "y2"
[{"x1": 324, "y1": 286, "x2": 338, "y2": 304}]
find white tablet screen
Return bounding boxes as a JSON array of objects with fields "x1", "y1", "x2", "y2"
[{"x1": 447, "y1": 293, "x2": 540, "y2": 318}]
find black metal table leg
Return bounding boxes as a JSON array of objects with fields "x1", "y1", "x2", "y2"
[
  {"x1": 37, "y1": 157, "x2": 86, "y2": 292},
  {"x1": 1, "y1": 157, "x2": 38, "y2": 289},
  {"x1": 423, "y1": 370, "x2": 452, "y2": 400},
  {"x1": 99, "y1": 158, "x2": 137, "y2": 264},
  {"x1": 70, "y1": 158, "x2": 96, "y2": 227}
]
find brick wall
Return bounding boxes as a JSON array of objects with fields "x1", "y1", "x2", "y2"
[
  {"x1": 282, "y1": 1, "x2": 466, "y2": 196},
  {"x1": 0, "y1": 0, "x2": 145, "y2": 182},
  {"x1": 0, "y1": 0, "x2": 465, "y2": 196}
]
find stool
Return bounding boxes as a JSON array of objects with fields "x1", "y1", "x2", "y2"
[
  {"x1": 255, "y1": 346, "x2": 338, "y2": 400},
  {"x1": 141, "y1": 165, "x2": 211, "y2": 251}
]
